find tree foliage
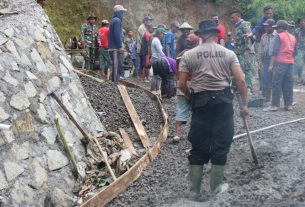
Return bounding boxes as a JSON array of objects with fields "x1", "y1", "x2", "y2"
[{"x1": 236, "y1": 0, "x2": 305, "y2": 24}]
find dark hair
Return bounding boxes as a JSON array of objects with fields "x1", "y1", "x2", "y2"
[
  {"x1": 101, "y1": 22, "x2": 108, "y2": 27},
  {"x1": 126, "y1": 29, "x2": 132, "y2": 33},
  {"x1": 230, "y1": 10, "x2": 241, "y2": 16},
  {"x1": 263, "y1": 6, "x2": 272, "y2": 12}
]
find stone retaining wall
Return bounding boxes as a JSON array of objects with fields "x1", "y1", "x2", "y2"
[{"x1": 0, "y1": 0, "x2": 105, "y2": 206}]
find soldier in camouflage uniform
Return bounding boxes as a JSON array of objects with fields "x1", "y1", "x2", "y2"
[
  {"x1": 294, "y1": 16, "x2": 305, "y2": 83},
  {"x1": 123, "y1": 29, "x2": 134, "y2": 70},
  {"x1": 231, "y1": 11, "x2": 254, "y2": 92},
  {"x1": 81, "y1": 13, "x2": 99, "y2": 70}
]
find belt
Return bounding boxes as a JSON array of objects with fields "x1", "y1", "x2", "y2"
[{"x1": 193, "y1": 88, "x2": 230, "y2": 96}]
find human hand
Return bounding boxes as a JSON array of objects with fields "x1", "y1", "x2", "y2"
[
  {"x1": 240, "y1": 105, "x2": 249, "y2": 118},
  {"x1": 119, "y1": 48, "x2": 125, "y2": 54},
  {"x1": 268, "y1": 65, "x2": 273, "y2": 72}
]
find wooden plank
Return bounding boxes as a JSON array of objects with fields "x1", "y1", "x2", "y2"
[
  {"x1": 119, "y1": 128, "x2": 138, "y2": 156},
  {"x1": 73, "y1": 68, "x2": 107, "y2": 85},
  {"x1": 117, "y1": 84, "x2": 150, "y2": 148}
]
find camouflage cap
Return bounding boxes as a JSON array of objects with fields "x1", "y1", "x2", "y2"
[{"x1": 87, "y1": 12, "x2": 97, "y2": 20}]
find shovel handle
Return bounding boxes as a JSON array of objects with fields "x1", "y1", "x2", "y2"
[{"x1": 236, "y1": 93, "x2": 259, "y2": 165}]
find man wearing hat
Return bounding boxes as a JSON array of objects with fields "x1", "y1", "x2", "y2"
[
  {"x1": 225, "y1": 32, "x2": 235, "y2": 51},
  {"x1": 163, "y1": 21, "x2": 180, "y2": 58},
  {"x1": 267, "y1": 20, "x2": 297, "y2": 111},
  {"x1": 98, "y1": 19, "x2": 111, "y2": 77},
  {"x1": 150, "y1": 27, "x2": 167, "y2": 93},
  {"x1": 81, "y1": 13, "x2": 99, "y2": 70},
  {"x1": 211, "y1": 13, "x2": 226, "y2": 46},
  {"x1": 258, "y1": 19, "x2": 277, "y2": 101},
  {"x1": 179, "y1": 19, "x2": 248, "y2": 200},
  {"x1": 293, "y1": 16, "x2": 305, "y2": 83},
  {"x1": 108, "y1": 5, "x2": 127, "y2": 83},
  {"x1": 136, "y1": 16, "x2": 153, "y2": 79},
  {"x1": 174, "y1": 22, "x2": 193, "y2": 58},
  {"x1": 174, "y1": 33, "x2": 199, "y2": 143}
]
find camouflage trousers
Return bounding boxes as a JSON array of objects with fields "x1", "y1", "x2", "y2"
[
  {"x1": 238, "y1": 54, "x2": 254, "y2": 90},
  {"x1": 84, "y1": 46, "x2": 96, "y2": 70},
  {"x1": 272, "y1": 63, "x2": 294, "y2": 107}
]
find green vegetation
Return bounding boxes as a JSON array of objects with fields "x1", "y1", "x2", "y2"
[
  {"x1": 45, "y1": 0, "x2": 89, "y2": 42},
  {"x1": 235, "y1": 0, "x2": 305, "y2": 24},
  {"x1": 45, "y1": 0, "x2": 305, "y2": 42}
]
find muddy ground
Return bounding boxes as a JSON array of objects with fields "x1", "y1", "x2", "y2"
[
  {"x1": 106, "y1": 79, "x2": 305, "y2": 207},
  {"x1": 78, "y1": 72, "x2": 305, "y2": 207}
]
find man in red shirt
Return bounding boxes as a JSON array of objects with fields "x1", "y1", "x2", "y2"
[
  {"x1": 211, "y1": 13, "x2": 226, "y2": 46},
  {"x1": 98, "y1": 19, "x2": 112, "y2": 77}
]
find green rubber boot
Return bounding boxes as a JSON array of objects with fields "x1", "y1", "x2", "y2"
[
  {"x1": 210, "y1": 165, "x2": 229, "y2": 195},
  {"x1": 189, "y1": 165, "x2": 207, "y2": 201}
]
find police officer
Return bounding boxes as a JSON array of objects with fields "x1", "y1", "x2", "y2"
[
  {"x1": 81, "y1": 13, "x2": 99, "y2": 70},
  {"x1": 179, "y1": 19, "x2": 248, "y2": 201}
]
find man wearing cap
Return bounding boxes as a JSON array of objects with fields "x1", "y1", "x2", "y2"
[
  {"x1": 225, "y1": 32, "x2": 234, "y2": 51},
  {"x1": 163, "y1": 21, "x2": 180, "y2": 58},
  {"x1": 136, "y1": 16, "x2": 153, "y2": 79},
  {"x1": 258, "y1": 19, "x2": 276, "y2": 101},
  {"x1": 179, "y1": 19, "x2": 248, "y2": 201},
  {"x1": 293, "y1": 16, "x2": 305, "y2": 83},
  {"x1": 231, "y1": 11, "x2": 253, "y2": 92},
  {"x1": 81, "y1": 13, "x2": 99, "y2": 70},
  {"x1": 108, "y1": 5, "x2": 127, "y2": 82},
  {"x1": 98, "y1": 19, "x2": 111, "y2": 77},
  {"x1": 174, "y1": 33, "x2": 199, "y2": 143},
  {"x1": 267, "y1": 20, "x2": 297, "y2": 111},
  {"x1": 211, "y1": 13, "x2": 226, "y2": 46},
  {"x1": 150, "y1": 28, "x2": 167, "y2": 93},
  {"x1": 174, "y1": 22, "x2": 193, "y2": 58}
]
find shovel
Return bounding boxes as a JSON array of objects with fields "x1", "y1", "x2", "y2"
[{"x1": 236, "y1": 93, "x2": 259, "y2": 165}]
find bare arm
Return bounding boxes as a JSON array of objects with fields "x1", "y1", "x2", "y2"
[
  {"x1": 231, "y1": 64, "x2": 248, "y2": 116},
  {"x1": 220, "y1": 39, "x2": 225, "y2": 47},
  {"x1": 178, "y1": 72, "x2": 190, "y2": 98},
  {"x1": 166, "y1": 44, "x2": 170, "y2": 57}
]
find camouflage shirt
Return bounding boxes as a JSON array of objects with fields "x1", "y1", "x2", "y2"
[
  {"x1": 234, "y1": 19, "x2": 252, "y2": 55},
  {"x1": 294, "y1": 28, "x2": 305, "y2": 50},
  {"x1": 80, "y1": 23, "x2": 98, "y2": 48}
]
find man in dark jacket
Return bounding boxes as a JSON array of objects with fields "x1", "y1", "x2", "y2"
[
  {"x1": 247, "y1": 6, "x2": 273, "y2": 42},
  {"x1": 109, "y1": 5, "x2": 127, "y2": 83}
]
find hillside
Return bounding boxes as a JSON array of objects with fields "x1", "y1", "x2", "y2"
[{"x1": 45, "y1": 0, "x2": 238, "y2": 42}]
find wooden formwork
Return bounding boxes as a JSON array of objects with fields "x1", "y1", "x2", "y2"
[{"x1": 73, "y1": 69, "x2": 169, "y2": 207}]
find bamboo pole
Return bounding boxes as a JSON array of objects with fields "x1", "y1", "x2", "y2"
[
  {"x1": 54, "y1": 118, "x2": 79, "y2": 177},
  {"x1": 93, "y1": 136, "x2": 117, "y2": 181},
  {"x1": 233, "y1": 117, "x2": 305, "y2": 140}
]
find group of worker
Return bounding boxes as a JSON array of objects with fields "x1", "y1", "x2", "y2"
[{"x1": 79, "y1": 4, "x2": 305, "y2": 202}]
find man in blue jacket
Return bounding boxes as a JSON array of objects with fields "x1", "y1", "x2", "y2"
[
  {"x1": 247, "y1": 6, "x2": 273, "y2": 42},
  {"x1": 109, "y1": 5, "x2": 127, "y2": 83}
]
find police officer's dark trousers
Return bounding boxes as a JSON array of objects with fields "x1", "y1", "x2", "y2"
[{"x1": 188, "y1": 89, "x2": 234, "y2": 166}]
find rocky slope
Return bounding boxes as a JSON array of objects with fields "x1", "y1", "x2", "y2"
[{"x1": 0, "y1": 0, "x2": 104, "y2": 206}]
